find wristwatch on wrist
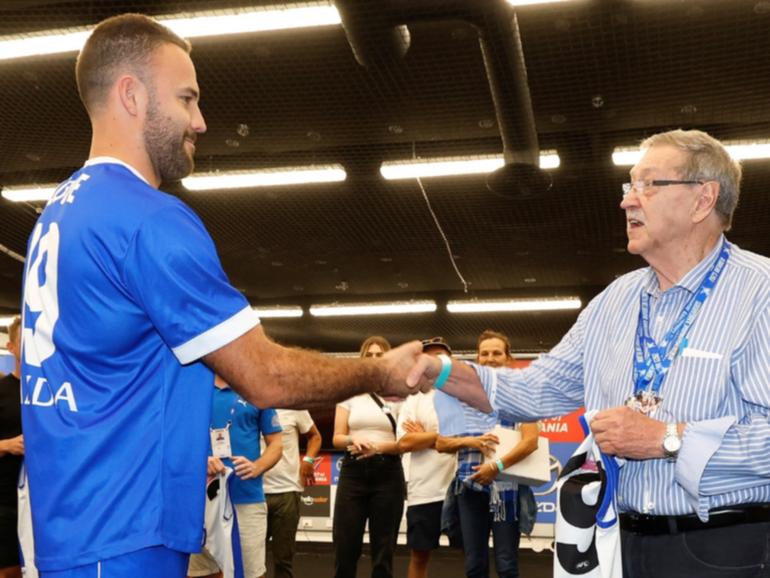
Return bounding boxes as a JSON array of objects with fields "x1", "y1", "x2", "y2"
[{"x1": 662, "y1": 423, "x2": 682, "y2": 461}]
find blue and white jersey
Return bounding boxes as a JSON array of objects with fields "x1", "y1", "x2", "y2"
[{"x1": 20, "y1": 158, "x2": 260, "y2": 571}]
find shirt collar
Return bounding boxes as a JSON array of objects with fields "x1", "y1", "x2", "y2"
[
  {"x1": 643, "y1": 234, "x2": 726, "y2": 296},
  {"x1": 84, "y1": 156, "x2": 151, "y2": 186}
]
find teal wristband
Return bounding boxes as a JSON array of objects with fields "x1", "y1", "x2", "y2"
[
  {"x1": 495, "y1": 458, "x2": 505, "y2": 472},
  {"x1": 303, "y1": 456, "x2": 315, "y2": 465},
  {"x1": 434, "y1": 354, "x2": 452, "y2": 390}
]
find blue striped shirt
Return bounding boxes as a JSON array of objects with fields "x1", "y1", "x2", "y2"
[{"x1": 475, "y1": 237, "x2": 770, "y2": 520}]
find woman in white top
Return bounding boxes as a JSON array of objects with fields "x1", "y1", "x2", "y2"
[{"x1": 332, "y1": 336, "x2": 405, "y2": 578}]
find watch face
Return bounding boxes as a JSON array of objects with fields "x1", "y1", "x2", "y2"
[{"x1": 663, "y1": 435, "x2": 681, "y2": 453}]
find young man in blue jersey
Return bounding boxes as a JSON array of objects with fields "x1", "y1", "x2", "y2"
[
  {"x1": 20, "y1": 13, "x2": 430, "y2": 578},
  {"x1": 410, "y1": 130, "x2": 770, "y2": 577},
  {"x1": 188, "y1": 375, "x2": 282, "y2": 578}
]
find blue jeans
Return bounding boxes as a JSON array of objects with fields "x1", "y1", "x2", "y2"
[{"x1": 457, "y1": 488, "x2": 520, "y2": 578}]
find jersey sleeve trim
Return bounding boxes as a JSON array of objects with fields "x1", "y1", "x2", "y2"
[{"x1": 173, "y1": 306, "x2": 260, "y2": 365}]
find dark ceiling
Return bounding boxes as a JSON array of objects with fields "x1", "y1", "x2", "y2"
[{"x1": 1, "y1": 0, "x2": 769, "y2": 355}]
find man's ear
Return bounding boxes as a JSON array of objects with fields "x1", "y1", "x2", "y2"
[
  {"x1": 692, "y1": 180, "x2": 719, "y2": 224},
  {"x1": 116, "y1": 74, "x2": 148, "y2": 117}
]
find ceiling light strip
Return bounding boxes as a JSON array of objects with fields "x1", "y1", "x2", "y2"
[
  {"x1": 380, "y1": 151, "x2": 559, "y2": 180},
  {"x1": 253, "y1": 306, "x2": 303, "y2": 319},
  {"x1": 0, "y1": 2, "x2": 341, "y2": 61},
  {"x1": 182, "y1": 165, "x2": 346, "y2": 191},
  {"x1": 309, "y1": 301, "x2": 437, "y2": 317},
  {"x1": 0, "y1": 317, "x2": 18, "y2": 327},
  {"x1": 612, "y1": 140, "x2": 770, "y2": 166},
  {"x1": 447, "y1": 297, "x2": 582, "y2": 313},
  {"x1": 1, "y1": 186, "x2": 56, "y2": 202}
]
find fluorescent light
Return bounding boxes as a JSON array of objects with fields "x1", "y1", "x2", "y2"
[
  {"x1": 309, "y1": 301, "x2": 437, "y2": 317},
  {"x1": 613, "y1": 140, "x2": 770, "y2": 166},
  {"x1": 163, "y1": 5, "x2": 340, "y2": 39},
  {"x1": 182, "y1": 165, "x2": 347, "y2": 191},
  {"x1": 447, "y1": 297, "x2": 582, "y2": 313},
  {"x1": 507, "y1": 0, "x2": 575, "y2": 5},
  {"x1": 0, "y1": 317, "x2": 17, "y2": 327},
  {"x1": 0, "y1": 3, "x2": 341, "y2": 61},
  {"x1": 380, "y1": 151, "x2": 560, "y2": 180},
  {"x1": 2, "y1": 186, "x2": 56, "y2": 202},
  {"x1": 722, "y1": 140, "x2": 770, "y2": 160},
  {"x1": 253, "y1": 306, "x2": 303, "y2": 319}
]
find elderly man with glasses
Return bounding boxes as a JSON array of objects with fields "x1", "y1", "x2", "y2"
[{"x1": 413, "y1": 129, "x2": 770, "y2": 578}]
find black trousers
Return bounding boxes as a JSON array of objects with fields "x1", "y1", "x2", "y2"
[
  {"x1": 621, "y1": 521, "x2": 770, "y2": 577},
  {"x1": 333, "y1": 455, "x2": 405, "y2": 578}
]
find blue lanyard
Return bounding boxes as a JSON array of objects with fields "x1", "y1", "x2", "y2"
[{"x1": 633, "y1": 240, "x2": 730, "y2": 396}]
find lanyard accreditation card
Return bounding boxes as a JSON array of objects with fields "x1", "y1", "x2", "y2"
[{"x1": 626, "y1": 240, "x2": 730, "y2": 415}]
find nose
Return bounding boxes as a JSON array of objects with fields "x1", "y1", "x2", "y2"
[
  {"x1": 191, "y1": 103, "x2": 207, "y2": 134},
  {"x1": 620, "y1": 189, "x2": 640, "y2": 210}
]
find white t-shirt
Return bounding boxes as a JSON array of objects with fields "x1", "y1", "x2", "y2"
[
  {"x1": 263, "y1": 410, "x2": 315, "y2": 494},
  {"x1": 338, "y1": 394, "x2": 400, "y2": 445},
  {"x1": 397, "y1": 390, "x2": 456, "y2": 506}
]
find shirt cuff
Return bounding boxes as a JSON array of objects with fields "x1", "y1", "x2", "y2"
[
  {"x1": 675, "y1": 415, "x2": 736, "y2": 519},
  {"x1": 172, "y1": 306, "x2": 260, "y2": 364}
]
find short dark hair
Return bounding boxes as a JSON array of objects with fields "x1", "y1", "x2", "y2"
[
  {"x1": 76, "y1": 13, "x2": 190, "y2": 113},
  {"x1": 477, "y1": 330, "x2": 511, "y2": 358},
  {"x1": 359, "y1": 335, "x2": 391, "y2": 357}
]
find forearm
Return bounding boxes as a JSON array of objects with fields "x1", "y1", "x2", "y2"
[
  {"x1": 333, "y1": 434, "x2": 352, "y2": 450},
  {"x1": 254, "y1": 442, "x2": 283, "y2": 476},
  {"x1": 205, "y1": 326, "x2": 385, "y2": 409},
  {"x1": 305, "y1": 432, "x2": 322, "y2": 458},
  {"x1": 438, "y1": 360, "x2": 493, "y2": 413},
  {"x1": 435, "y1": 435, "x2": 473, "y2": 454},
  {"x1": 397, "y1": 432, "x2": 438, "y2": 453},
  {"x1": 372, "y1": 440, "x2": 401, "y2": 455}
]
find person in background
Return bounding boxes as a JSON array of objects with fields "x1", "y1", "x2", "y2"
[
  {"x1": 263, "y1": 410, "x2": 322, "y2": 578},
  {"x1": 396, "y1": 337, "x2": 457, "y2": 578},
  {"x1": 0, "y1": 316, "x2": 23, "y2": 578},
  {"x1": 332, "y1": 336, "x2": 406, "y2": 578},
  {"x1": 417, "y1": 129, "x2": 770, "y2": 577},
  {"x1": 435, "y1": 331, "x2": 539, "y2": 578},
  {"x1": 188, "y1": 375, "x2": 282, "y2": 578}
]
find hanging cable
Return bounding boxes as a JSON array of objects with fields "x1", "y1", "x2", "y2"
[{"x1": 412, "y1": 143, "x2": 470, "y2": 293}]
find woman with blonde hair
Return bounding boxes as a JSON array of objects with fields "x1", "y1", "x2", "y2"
[{"x1": 332, "y1": 336, "x2": 406, "y2": 578}]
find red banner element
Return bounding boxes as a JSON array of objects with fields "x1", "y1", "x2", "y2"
[
  {"x1": 539, "y1": 408, "x2": 586, "y2": 442},
  {"x1": 307, "y1": 451, "x2": 333, "y2": 486}
]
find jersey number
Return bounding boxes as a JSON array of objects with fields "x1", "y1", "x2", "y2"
[{"x1": 23, "y1": 223, "x2": 60, "y2": 367}]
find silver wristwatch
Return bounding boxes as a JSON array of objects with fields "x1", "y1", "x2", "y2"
[{"x1": 662, "y1": 423, "x2": 682, "y2": 461}]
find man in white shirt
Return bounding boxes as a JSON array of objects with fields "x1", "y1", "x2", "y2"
[
  {"x1": 396, "y1": 337, "x2": 457, "y2": 578},
  {"x1": 262, "y1": 411, "x2": 322, "y2": 578}
]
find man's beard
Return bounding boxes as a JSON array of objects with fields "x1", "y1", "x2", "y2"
[{"x1": 143, "y1": 97, "x2": 194, "y2": 183}]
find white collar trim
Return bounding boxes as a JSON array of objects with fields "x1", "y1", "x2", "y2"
[{"x1": 84, "y1": 157, "x2": 151, "y2": 186}]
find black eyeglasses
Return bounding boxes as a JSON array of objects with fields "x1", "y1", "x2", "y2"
[{"x1": 621, "y1": 179, "x2": 704, "y2": 197}]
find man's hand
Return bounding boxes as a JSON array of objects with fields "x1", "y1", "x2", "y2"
[
  {"x1": 0, "y1": 435, "x2": 24, "y2": 456},
  {"x1": 300, "y1": 461, "x2": 316, "y2": 487},
  {"x1": 469, "y1": 461, "x2": 499, "y2": 486},
  {"x1": 207, "y1": 456, "x2": 226, "y2": 483},
  {"x1": 380, "y1": 342, "x2": 437, "y2": 398},
  {"x1": 471, "y1": 432, "x2": 499, "y2": 457},
  {"x1": 403, "y1": 420, "x2": 426, "y2": 434},
  {"x1": 590, "y1": 406, "x2": 668, "y2": 459},
  {"x1": 232, "y1": 456, "x2": 261, "y2": 480}
]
